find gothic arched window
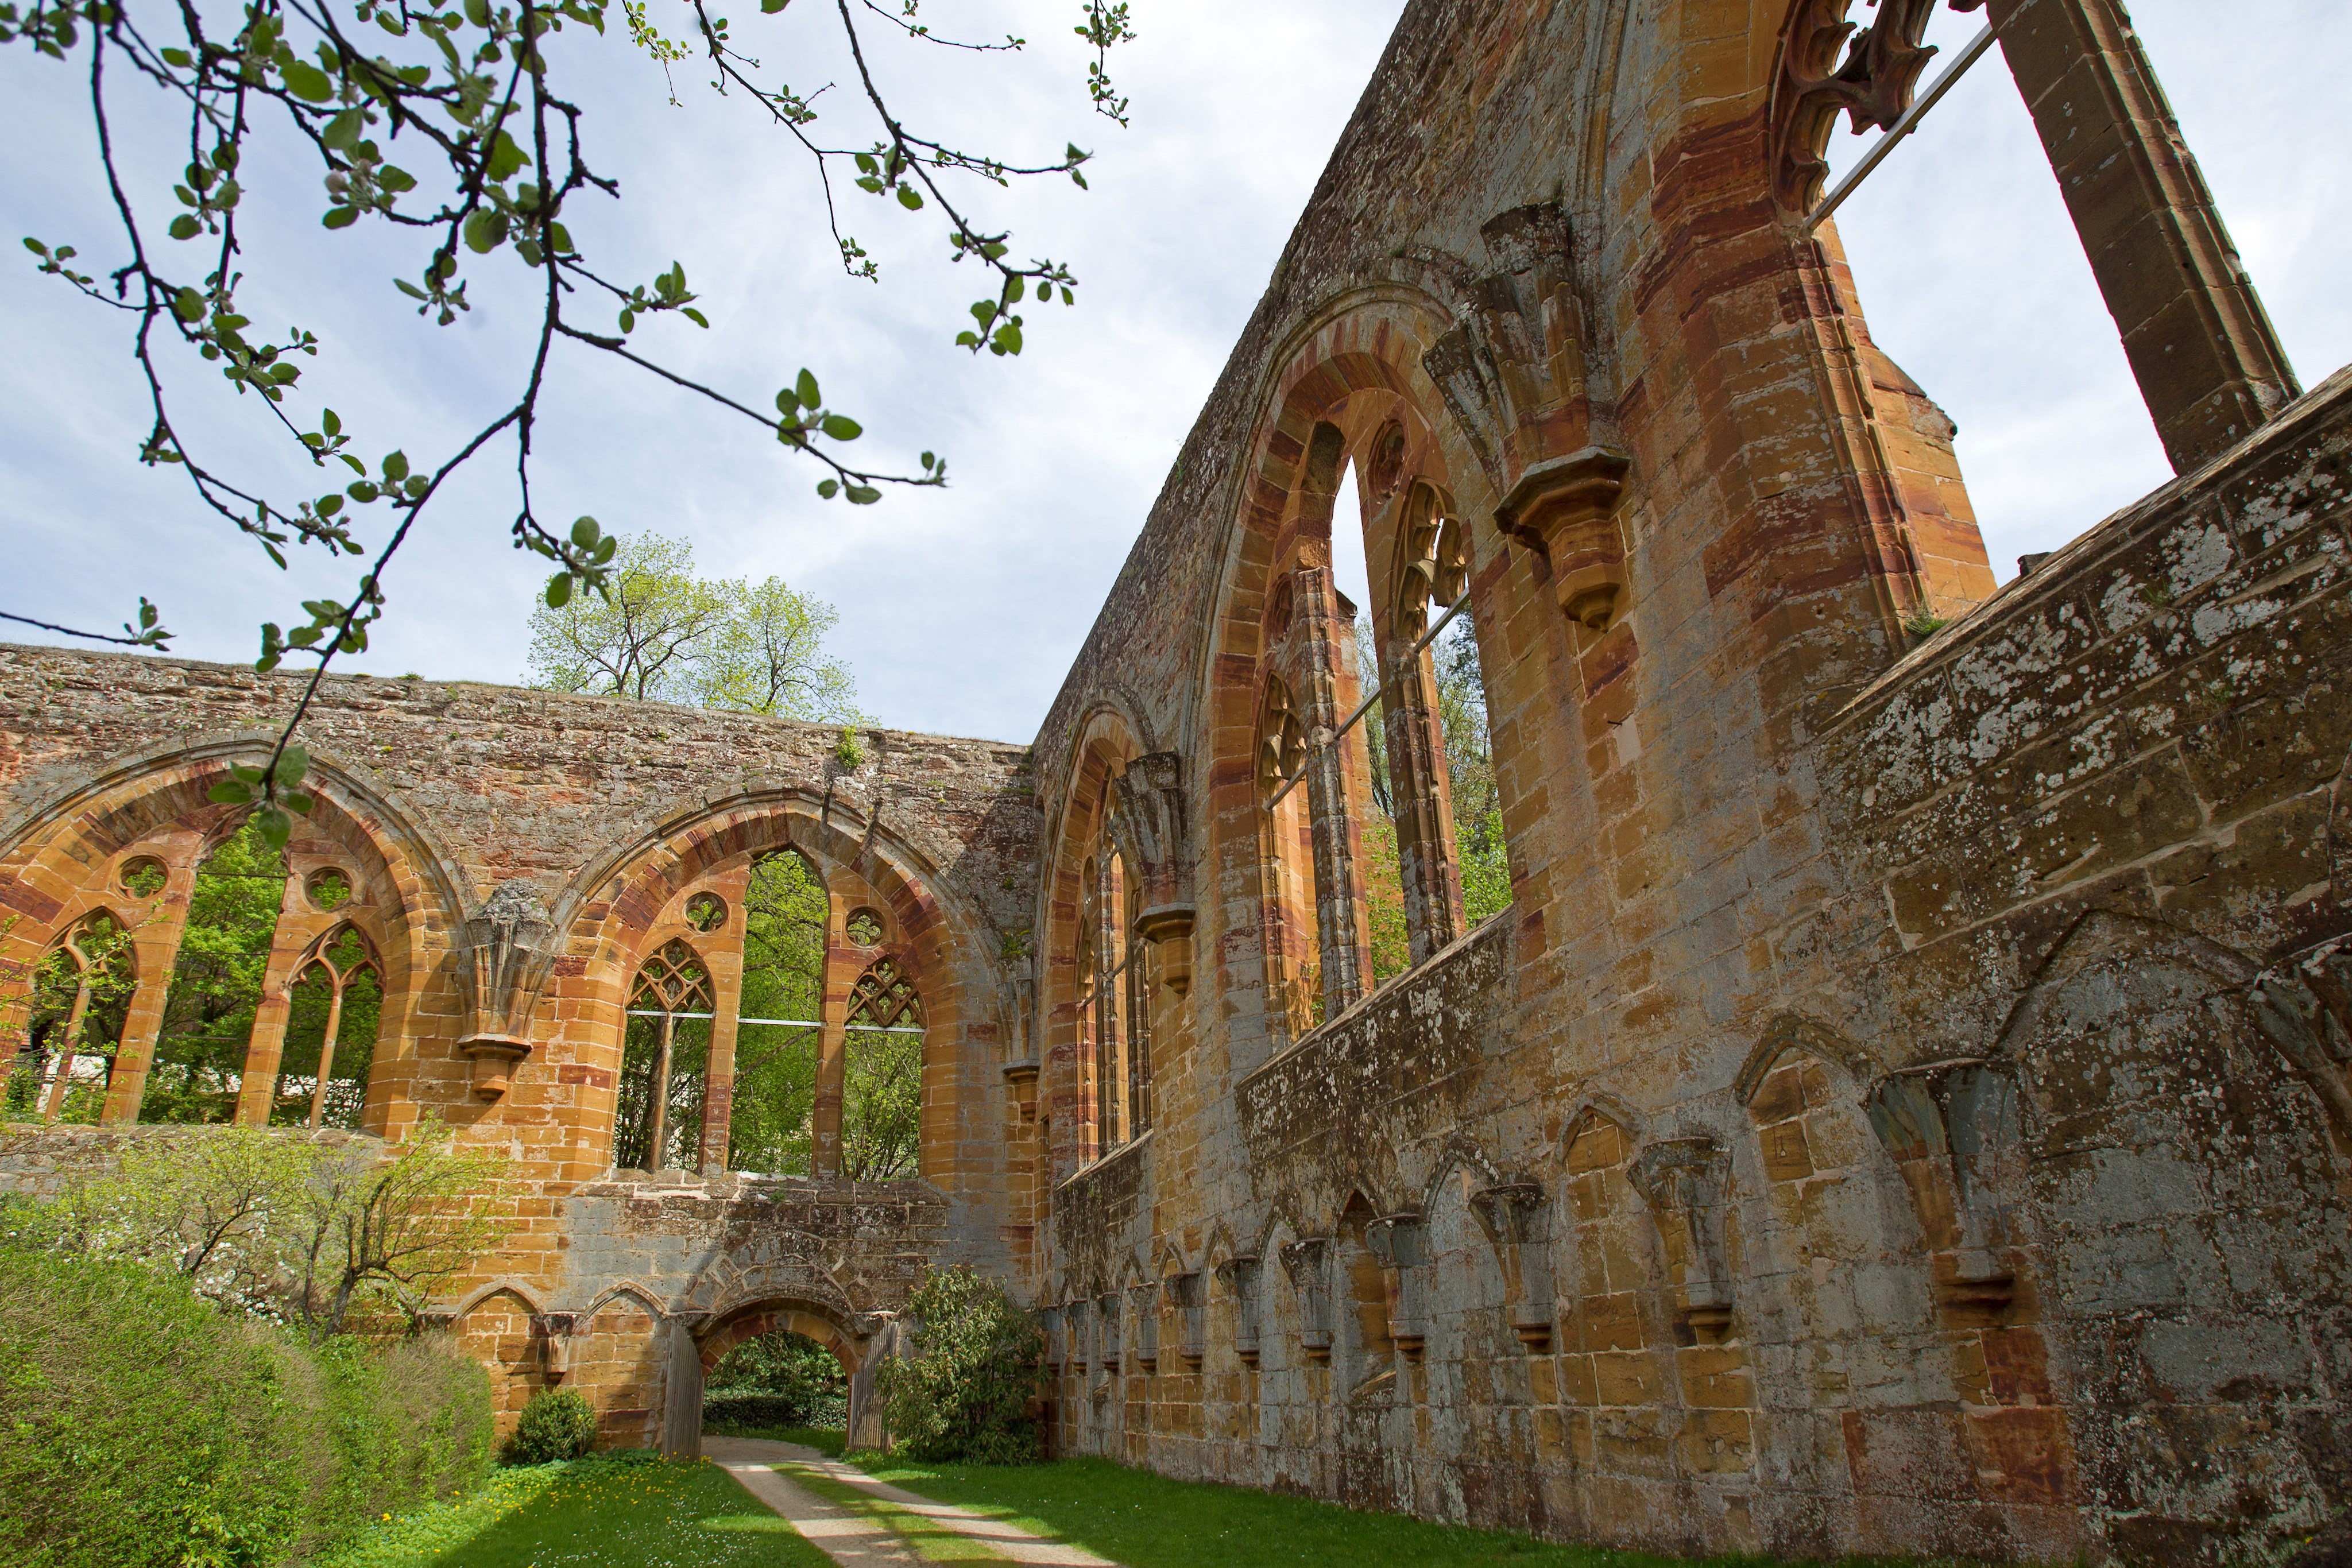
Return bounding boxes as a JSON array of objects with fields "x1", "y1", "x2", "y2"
[
  {"x1": 145, "y1": 819, "x2": 285, "y2": 1125},
  {"x1": 841, "y1": 957, "x2": 922, "y2": 1180},
  {"x1": 14, "y1": 911, "x2": 136, "y2": 1122},
  {"x1": 617, "y1": 938, "x2": 714, "y2": 1172},
  {"x1": 730, "y1": 850, "x2": 828, "y2": 1175},
  {"x1": 274, "y1": 924, "x2": 381, "y2": 1129}
]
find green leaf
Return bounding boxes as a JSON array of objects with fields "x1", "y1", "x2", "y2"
[
  {"x1": 283, "y1": 789, "x2": 314, "y2": 815},
  {"x1": 920, "y1": 451, "x2": 936, "y2": 469},
  {"x1": 760, "y1": 0, "x2": 786, "y2": 10},
  {"x1": 485, "y1": 128, "x2": 528, "y2": 182},
  {"x1": 796, "y1": 369, "x2": 821, "y2": 410},
  {"x1": 817, "y1": 479, "x2": 839, "y2": 499},
  {"x1": 820, "y1": 413, "x2": 861, "y2": 441},
  {"x1": 845, "y1": 485, "x2": 881, "y2": 505},
  {"x1": 681, "y1": 307, "x2": 709, "y2": 328},
  {"x1": 207, "y1": 780, "x2": 255, "y2": 805},
  {"x1": 250, "y1": 806, "x2": 293, "y2": 852},
  {"x1": 322, "y1": 408, "x2": 341, "y2": 437},
  {"x1": 282, "y1": 60, "x2": 335, "y2": 100},
  {"x1": 278, "y1": 745, "x2": 311, "y2": 788},
  {"x1": 404, "y1": 475, "x2": 430, "y2": 498},
  {"x1": 545, "y1": 572, "x2": 572, "y2": 608},
  {"x1": 316, "y1": 493, "x2": 343, "y2": 516},
  {"x1": 593, "y1": 536, "x2": 616, "y2": 563},
  {"x1": 160, "y1": 46, "x2": 192, "y2": 65},
  {"x1": 347, "y1": 481, "x2": 380, "y2": 502},
  {"x1": 173, "y1": 287, "x2": 205, "y2": 323},
  {"x1": 382, "y1": 450, "x2": 409, "y2": 481},
  {"x1": 168, "y1": 215, "x2": 202, "y2": 241},
  {"x1": 617, "y1": 307, "x2": 635, "y2": 333},
  {"x1": 323, "y1": 206, "x2": 360, "y2": 230},
  {"x1": 570, "y1": 516, "x2": 600, "y2": 547},
  {"x1": 463, "y1": 207, "x2": 506, "y2": 253},
  {"x1": 323, "y1": 110, "x2": 363, "y2": 151},
  {"x1": 377, "y1": 165, "x2": 416, "y2": 193},
  {"x1": 896, "y1": 183, "x2": 923, "y2": 211}
]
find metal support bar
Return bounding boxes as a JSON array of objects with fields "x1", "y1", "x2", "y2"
[
  {"x1": 624, "y1": 1009, "x2": 923, "y2": 1035},
  {"x1": 1808, "y1": 22, "x2": 1997, "y2": 231},
  {"x1": 1264, "y1": 593, "x2": 1471, "y2": 812}
]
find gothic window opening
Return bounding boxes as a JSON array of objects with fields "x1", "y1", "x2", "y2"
[
  {"x1": 145, "y1": 819, "x2": 287, "y2": 1124},
  {"x1": 273, "y1": 925, "x2": 381, "y2": 1129},
  {"x1": 1329, "y1": 456, "x2": 1413, "y2": 988},
  {"x1": 1256, "y1": 673, "x2": 1321, "y2": 1037},
  {"x1": 730, "y1": 850, "x2": 827, "y2": 1176},
  {"x1": 1390, "y1": 480, "x2": 1507, "y2": 934},
  {"x1": 10, "y1": 911, "x2": 136, "y2": 1122},
  {"x1": 841, "y1": 956, "x2": 923, "y2": 1180},
  {"x1": 617, "y1": 938, "x2": 714, "y2": 1172}
]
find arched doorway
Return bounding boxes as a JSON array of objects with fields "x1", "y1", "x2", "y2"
[{"x1": 692, "y1": 1299, "x2": 887, "y2": 1455}]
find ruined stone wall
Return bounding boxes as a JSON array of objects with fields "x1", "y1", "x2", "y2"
[
  {"x1": 0, "y1": 655, "x2": 1040, "y2": 1450},
  {"x1": 1022, "y1": 0, "x2": 2351, "y2": 1561}
]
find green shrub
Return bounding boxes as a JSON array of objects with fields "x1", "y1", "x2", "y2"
[
  {"x1": 0, "y1": 1245, "x2": 492, "y2": 1567},
  {"x1": 709, "y1": 1327, "x2": 848, "y2": 1427},
  {"x1": 875, "y1": 1265, "x2": 1043, "y2": 1464},
  {"x1": 502, "y1": 1388, "x2": 599, "y2": 1465}
]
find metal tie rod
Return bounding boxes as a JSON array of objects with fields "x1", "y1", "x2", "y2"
[
  {"x1": 1808, "y1": 22, "x2": 1998, "y2": 231},
  {"x1": 1265, "y1": 591, "x2": 1471, "y2": 812},
  {"x1": 624, "y1": 1009, "x2": 924, "y2": 1035}
]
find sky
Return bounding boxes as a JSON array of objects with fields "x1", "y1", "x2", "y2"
[{"x1": 3, "y1": 2, "x2": 2347, "y2": 745}]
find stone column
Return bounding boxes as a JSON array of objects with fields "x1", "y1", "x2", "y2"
[
  {"x1": 697, "y1": 935, "x2": 744, "y2": 1176},
  {"x1": 1988, "y1": 0, "x2": 2300, "y2": 473},
  {"x1": 812, "y1": 896, "x2": 850, "y2": 1175},
  {"x1": 234, "y1": 876, "x2": 310, "y2": 1126},
  {"x1": 1287, "y1": 568, "x2": 1370, "y2": 1017},
  {"x1": 100, "y1": 904, "x2": 196, "y2": 1125},
  {"x1": 1383, "y1": 655, "x2": 1464, "y2": 964},
  {"x1": 1366, "y1": 1213, "x2": 1430, "y2": 1362}
]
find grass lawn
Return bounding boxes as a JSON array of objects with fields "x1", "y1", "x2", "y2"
[
  {"x1": 313, "y1": 1453, "x2": 831, "y2": 1568},
  {"x1": 841, "y1": 1454, "x2": 1924, "y2": 1568},
  {"x1": 705, "y1": 1421, "x2": 848, "y2": 1457}
]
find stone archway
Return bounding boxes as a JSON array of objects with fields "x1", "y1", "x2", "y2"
[{"x1": 692, "y1": 1296, "x2": 893, "y2": 1455}]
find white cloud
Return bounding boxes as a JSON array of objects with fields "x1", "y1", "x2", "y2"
[{"x1": 2, "y1": 1, "x2": 2344, "y2": 742}]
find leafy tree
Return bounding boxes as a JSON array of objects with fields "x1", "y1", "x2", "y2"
[
  {"x1": 1435, "y1": 621, "x2": 1510, "y2": 926},
  {"x1": 3, "y1": 0, "x2": 1135, "y2": 847},
  {"x1": 876, "y1": 1265, "x2": 1043, "y2": 1463},
  {"x1": 729, "y1": 850, "x2": 827, "y2": 1175},
  {"x1": 696, "y1": 574, "x2": 857, "y2": 719},
  {"x1": 24, "y1": 1114, "x2": 512, "y2": 1336},
  {"x1": 141, "y1": 818, "x2": 288, "y2": 1125},
  {"x1": 526, "y1": 529, "x2": 860, "y2": 720},
  {"x1": 283, "y1": 1113, "x2": 513, "y2": 1338}
]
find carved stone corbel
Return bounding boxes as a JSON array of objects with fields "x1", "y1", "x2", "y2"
[
  {"x1": 1108, "y1": 752, "x2": 1194, "y2": 995},
  {"x1": 1279, "y1": 1237, "x2": 1333, "y2": 1365},
  {"x1": 1094, "y1": 1291, "x2": 1123, "y2": 1376},
  {"x1": 2250, "y1": 936, "x2": 2352, "y2": 1144},
  {"x1": 1628, "y1": 1138, "x2": 1736, "y2": 1343},
  {"x1": 1365, "y1": 1213, "x2": 1429, "y2": 1362},
  {"x1": 1496, "y1": 448, "x2": 1635, "y2": 632},
  {"x1": 530, "y1": 1311, "x2": 582, "y2": 1380},
  {"x1": 1164, "y1": 1271, "x2": 1205, "y2": 1372},
  {"x1": 1469, "y1": 1182, "x2": 1556, "y2": 1353},
  {"x1": 1128, "y1": 1281, "x2": 1161, "y2": 1373},
  {"x1": 1214, "y1": 1255, "x2": 1262, "y2": 1369},
  {"x1": 1065, "y1": 1296, "x2": 1090, "y2": 1375},
  {"x1": 455, "y1": 882, "x2": 562, "y2": 1101},
  {"x1": 1865, "y1": 1065, "x2": 2021, "y2": 1318}
]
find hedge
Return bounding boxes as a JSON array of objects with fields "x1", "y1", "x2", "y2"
[{"x1": 0, "y1": 1246, "x2": 493, "y2": 1567}]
